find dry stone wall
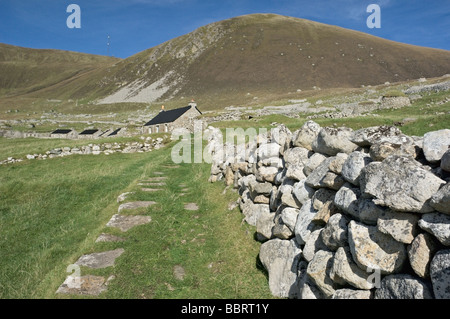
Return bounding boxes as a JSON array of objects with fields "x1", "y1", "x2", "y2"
[
  {"x1": 0, "y1": 137, "x2": 165, "y2": 166},
  {"x1": 207, "y1": 122, "x2": 450, "y2": 299}
]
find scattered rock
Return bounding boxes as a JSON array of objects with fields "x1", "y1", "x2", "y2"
[{"x1": 173, "y1": 265, "x2": 186, "y2": 281}]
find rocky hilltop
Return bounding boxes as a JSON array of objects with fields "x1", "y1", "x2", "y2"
[{"x1": 207, "y1": 122, "x2": 450, "y2": 299}]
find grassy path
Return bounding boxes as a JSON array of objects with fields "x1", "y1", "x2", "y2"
[{"x1": 0, "y1": 141, "x2": 272, "y2": 299}]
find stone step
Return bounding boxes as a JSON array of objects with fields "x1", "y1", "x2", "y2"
[
  {"x1": 138, "y1": 182, "x2": 166, "y2": 187},
  {"x1": 56, "y1": 275, "x2": 114, "y2": 296},
  {"x1": 107, "y1": 214, "x2": 152, "y2": 232},
  {"x1": 140, "y1": 177, "x2": 168, "y2": 182},
  {"x1": 141, "y1": 188, "x2": 162, "y2": 192},
  {"x1": 95, "y1": 233, "x2": 126, "y2": 243},
  {"x1": 118, "y1": 201, "x2": 157, "y2": 213},
  {"x1": 74, "y1": 248, "x2": 125, "y2": 269},
  {"x1": 184, "y1": 203, "x2": 199, "y2": 211}
]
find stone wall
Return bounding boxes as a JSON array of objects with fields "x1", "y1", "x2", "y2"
[
  {"x1": 207, "y1": 122, "x2": 450, "y2": 299},
  {"x1": 0, "y1": 137, "x2": 165, "y2": 166}
]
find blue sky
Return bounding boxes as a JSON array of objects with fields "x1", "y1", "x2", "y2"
[{"x1": 0, "y1": 0, "x2": 449, "y2": 59}]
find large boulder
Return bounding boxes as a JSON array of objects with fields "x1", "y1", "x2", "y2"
[
  {"x1": 374, "y1": 274, "x2": 433, "y2": 299},
  {"x1": 259, "y1": 239, "x2": 302, "y2": 298},
  {"x1": 312, "y1": 127, "x2": 358, "y2": 156},
  {"x1": 348, "y1": 221, "x2": 407, "y2": 275},
  {"x1": 361, "y1": 155, "x2": 446, "y2": 213},
  {"x1": 422, "y1": 129, "x2": 450, "y2": 163}
]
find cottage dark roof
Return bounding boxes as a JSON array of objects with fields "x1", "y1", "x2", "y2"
[
  {"x1": 108, "y1": 128, "x2": 121, "y2": 136},
  {"x1": 51, "y1": 129, "x2": 72, "y2": 134},
  {"x1": 80, "y1": 129, "x2": 99, "y2": 135},
  {"x1": 144, "y1": 105, "x2": 201, "y2": 126}
]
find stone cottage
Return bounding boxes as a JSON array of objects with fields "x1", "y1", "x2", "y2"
[
  {"x1": 143, "y1": 101, "x2": 202, "y2": 134},
  {"x1": 50, "y1": 129, "x2": 78, "y2": 139}
]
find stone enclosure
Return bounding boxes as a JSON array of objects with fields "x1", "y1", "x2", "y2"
[{"x1": 207, "y1": 122, "x2": 450, "y2": 299}]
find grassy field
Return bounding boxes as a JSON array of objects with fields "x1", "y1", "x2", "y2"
[
  {"x1": 0, "y1": 138, "x2": 272, "y2": 299},
  {"x1": 0, "y1": 86, "x2": 448, "y2": 299}
]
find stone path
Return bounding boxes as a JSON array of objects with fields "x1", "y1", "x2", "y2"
[
  {"x1": 74, "y1": 248, "x2": 125, "y2": 269},
  {"x1": 106, "y1": 214, "x2": 152, "y2": 232},
  {"x1": 56, "y1": 167, "x2": 200, "y2": 296}
]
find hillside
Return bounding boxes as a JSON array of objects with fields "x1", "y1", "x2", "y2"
[
  {"x1": 92, "y1": 14, "x2": 450, "y2": 108},
  {"x1": 1, "y1": 14, "x2": 450, "y2": 110},
  {"x1": 0, "y1": 43, "x2": 119, "y2": 98}
]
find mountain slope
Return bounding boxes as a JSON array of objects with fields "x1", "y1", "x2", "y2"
[
  {"x1": 93, "y1": 14, "x2": 450, "y2": 107},
  {"x1": 2, "y1": 14, "x2": 450, "y2": 110},
  {"x1": 0, "y1": 43, "x2": 119, "y2": 98}
]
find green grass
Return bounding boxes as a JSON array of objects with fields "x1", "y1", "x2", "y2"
[{"x1": 0, "y1": 139, "x2": 272, "y2": 299}]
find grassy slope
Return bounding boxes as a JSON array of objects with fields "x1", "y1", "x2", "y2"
[{"x1": 0, "y1": 140, "x2": 272, "y2": 299}]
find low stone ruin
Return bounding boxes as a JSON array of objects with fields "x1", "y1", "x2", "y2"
[
  {"x1": 207, "y1": 122, "x2": 450, "y2": 299},
  {"x1": 0, "y1": 138, "x2": 165, "y2": 165}
]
